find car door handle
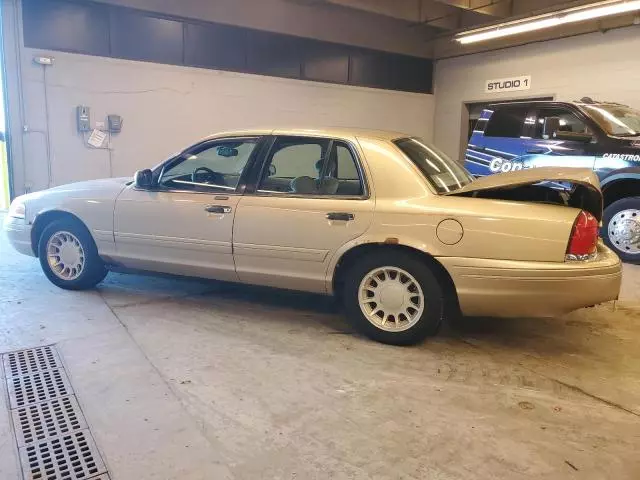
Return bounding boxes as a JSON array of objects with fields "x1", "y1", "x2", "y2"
[
  {"x1": 205, "y1": 205, "x2": 232, "y2": 214},
  {"x1": 526, "y1": 148, "x2": 546, "y2": 154},
  {"x1": 326, "y1": 212, "x2": 354, "y2": 221}
]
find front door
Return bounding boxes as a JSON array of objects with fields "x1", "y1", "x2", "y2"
[
  {"x1": 519, "y1": 106, "x2": 597, "y2": 190},
  {"x1": 522, "y1": 106, "x2": 597, "y2": 170},
  {"x1": 113, "y1": 137, "x2": 261, "y2": 280},
  {"x1": 233, "y1": 136, "x2": 374, "y2": 293}
]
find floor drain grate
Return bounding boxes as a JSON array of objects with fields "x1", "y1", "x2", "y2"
[
  {"x1": 19, "y1": 430, "x2": 107, "y2": 480},
  {"x1": 8, "y1": 369, "x2": 73, "y2": 409},
  {"x1": 3, "y1": 345, "x2": 110, "y2": 479},
  {"x1": 4, "y1": 346, "x2": 62, "y2": 378},
  {"x1": 12, "y1": 396, "x2": 88, "y2": 447}
]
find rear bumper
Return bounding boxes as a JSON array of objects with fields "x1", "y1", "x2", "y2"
[
  {"x1": 438, "y1": 244, "x2": 622, "y2": 317},
  {"x1": 3, "y1": 215, "x2": 35, "y2": 257}
]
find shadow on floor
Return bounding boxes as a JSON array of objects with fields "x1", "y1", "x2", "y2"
[{"x1": 100, "y1": 271, "x2": 594, "y2": 357}]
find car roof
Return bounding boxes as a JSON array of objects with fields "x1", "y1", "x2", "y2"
[
  {"x1": 487, "y1": 100, "x2": 573, "y2": 109},
  {"x1": 202, "y1": 127, "x2": 411, "y2": 142},
  {"x1": 486, "y1": 100, "x2": 625, "y2": 109}
]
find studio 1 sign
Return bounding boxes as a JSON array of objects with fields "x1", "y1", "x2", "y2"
[{"x1": 485, "y1": 75, "x2": 532, "y2": 93}]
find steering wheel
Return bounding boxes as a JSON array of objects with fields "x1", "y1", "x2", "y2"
[{"x1": 192, "y1": 167, "x2": 225, "y2": 185}]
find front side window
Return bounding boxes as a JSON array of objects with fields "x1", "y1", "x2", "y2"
[
  {"x1": 484, "y1": 106, "x2": 528, "y2": 138},
  {"x1": 159, "y1": 139, "x2": 257, "y2": 192},
  {"x1": 534, "y1": 107, "x2": 592, "y2": 139},
  {"x1": 394, "y1": 137, "x2": 473, "y2": 194},
  {"x1": 580, "y1": 104, "x2": 640, "y2": 137},
  {"x1": 257, "y1": 137, "x2": 364, "y2": 196}
]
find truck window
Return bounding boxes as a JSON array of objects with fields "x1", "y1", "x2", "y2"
[
  {"x1": 483, "y1": 107, "x2": 528, "y2": 138},
  {"x1": 534, "y1": 107, "x2": 592, "y2": 139}
]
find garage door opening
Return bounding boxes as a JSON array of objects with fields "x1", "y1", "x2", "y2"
[{"x1": 0, "y1": 5, "x2": 9, "y2": 210}]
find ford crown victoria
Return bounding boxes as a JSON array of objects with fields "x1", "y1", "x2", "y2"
[{"x1": 4, "y1": 128, "x2": 622, "y2": 345}]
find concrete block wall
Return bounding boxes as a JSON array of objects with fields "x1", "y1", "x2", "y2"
[
  {"x1": 433, "y1": 26, "x2": 640, "y2": 162},
  {"x1": 12, "y1": 49, "x2": 434, "y2": 193}
]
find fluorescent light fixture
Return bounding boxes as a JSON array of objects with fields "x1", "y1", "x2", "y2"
[{"x1": 456, "y1": 0, "x2": 640, "y2": 44}]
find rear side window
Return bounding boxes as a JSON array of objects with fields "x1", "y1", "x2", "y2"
[
  {"x1": 484, "y1": 107, "x2": 528, "y2": 138},
  {"x1": 257, "y1": 137, "x2": 365, "y2": 196},
  {"x1": 394, "y1": 137, "x2": 473, "y2": 193}
]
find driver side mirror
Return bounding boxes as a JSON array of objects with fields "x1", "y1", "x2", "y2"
[{"x1": 134, "y1": 169, "x2": 153, "y2": 189}]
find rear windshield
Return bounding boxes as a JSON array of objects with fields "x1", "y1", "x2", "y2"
[
  {"x1": 394, "y1": 137, "x2": 473, "y2": 193},
  {"x1": 580, "y1": 104, "x2": 640, "y2": 137}
]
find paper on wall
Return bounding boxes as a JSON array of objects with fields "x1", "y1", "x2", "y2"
[{"x1": 87, "y1": 129, "x2": 107, "y2": 148}]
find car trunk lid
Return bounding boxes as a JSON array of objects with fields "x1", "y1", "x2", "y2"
[{"x1": 445, "y1": 167, "x2": 603, "y2": 221}]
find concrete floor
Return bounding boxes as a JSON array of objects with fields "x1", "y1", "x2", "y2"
[{"x1": 1, "y1": 224, "x2": 639, "y2": 479}]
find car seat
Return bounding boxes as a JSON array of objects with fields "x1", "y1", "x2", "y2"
[{"x1": 290, "y1": 176, "x2": 318, "y2": 194}]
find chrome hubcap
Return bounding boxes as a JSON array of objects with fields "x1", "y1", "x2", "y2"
[
  {"x1": 46, "y1": 231, "x2": 85, "y2": 281},
  {"x1": 358, "y1": 266, "x2": 425, "y2": 332},
  {"x1": 608, "y1": 209, "x2": 640, "y2": 255}
]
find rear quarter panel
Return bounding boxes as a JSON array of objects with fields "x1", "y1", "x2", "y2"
[
  {"x1": 328, "y1": 137, "x2": 582, "y2": 287},
  {"x1": 364, "y1": 194, "x2": 579, "y2": 262}
]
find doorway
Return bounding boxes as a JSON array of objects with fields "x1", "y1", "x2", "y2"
[{"x1": 0, "y1": 4, "x2": 9, "y2": 209}]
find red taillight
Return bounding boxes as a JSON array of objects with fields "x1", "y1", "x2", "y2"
[{"x1": 567, "y1": 210, "x2": 599, "y2": 258}]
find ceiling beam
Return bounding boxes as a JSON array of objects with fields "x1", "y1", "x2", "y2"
[
  {"x1": 433, "y1": 0, "x2": 512, "y2": 17},
  {"x1": 307, "y1": 0, "x2": 462, "y2": 29},
  {"x1": 289, "y1": 0, "x2": 514, "y2": 30},
  {"x1": 324, "y1": 0, "x2": 421, "y2": 22}
]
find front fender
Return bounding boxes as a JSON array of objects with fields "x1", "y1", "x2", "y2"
[
  {"x1": 600, "y1": 169, "x2": 640, "y2": 189},
  {"x1": 25, "y1": 190, "x2": 122, "y2": 258}
]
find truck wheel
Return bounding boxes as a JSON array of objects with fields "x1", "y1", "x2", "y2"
[
  {"x1": 38, "y1": 219, "x2": 108, "y2": 290},
  {"x1": 342, "y1": 251, "x2": 445, "y2": 345},
  {"x1": 603, "y1": 197, "x2": 640, "y2": 263}
]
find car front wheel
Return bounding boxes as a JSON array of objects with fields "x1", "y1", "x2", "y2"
[
  {"x1": 38, "y1": 219, "x2": 108, "y2": 290},
  {"x1": 603, "y1": 197, "x2": 640, "y2": 263},
  {"x1": 342, "y1": 251, "x2": 445, "y2": 345}
]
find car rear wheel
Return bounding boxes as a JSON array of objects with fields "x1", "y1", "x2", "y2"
[
  {"x1": 38, "y1": 219, "x2": 108, "y2": 290},
  {"x1": 342, "y1": 251, "x2": 445, "y2": 345},
  {"x1": 603, "y1": 197, "x2": 640, "y2": 263}
]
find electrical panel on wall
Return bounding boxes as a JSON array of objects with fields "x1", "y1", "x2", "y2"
[
  {"x1": 107, "y1": 114, "x2": 123, "y2": 133},
  {"x1": 76, "y1": 106, "x2": 91, "y2": 132}
]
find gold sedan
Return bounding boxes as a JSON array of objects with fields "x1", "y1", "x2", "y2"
[{"x1": 4, "y1": 128, "x2": 622, "y2": 345}]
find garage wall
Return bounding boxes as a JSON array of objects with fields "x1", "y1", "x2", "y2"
[
  {"x1": 433, "y1": 26, "x2": 640, "y2": 162},
  {"x1": 15, "y1": 50, "x2": 434, "y2": 192},
  {"x1": 3, "y1": 0, "x2": 434, "y2": 195}
]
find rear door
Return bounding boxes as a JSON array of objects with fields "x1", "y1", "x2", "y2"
[
  {"x1": 232, "y1": 135, "x2": 374, "y2": 293},
  {"x1": 467, "y1": 105, "x2": 530, "y2": 176}
]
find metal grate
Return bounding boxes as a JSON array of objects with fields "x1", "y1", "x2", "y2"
[
  {"x1": 12, "y1": 396, "x2": 87, "y2": 447},
  {"x1": 8, "y1": 369, "x2": 73, "y2": 409},
  {"x1": 3, "y1": 345, "x2": 110, "y2": 480},
  {"x1": 19, "y1": 430, "x2": 107, "y2": 480},
  {"x1": 4, "y1": 346, "x2": 62, "y2": 378}
]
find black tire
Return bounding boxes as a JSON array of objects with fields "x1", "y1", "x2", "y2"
[
  {"x1": 602, "y1": 197, "x2": 640, "y2": 264},
  {"x1": 342, "y1": 251, "x2": 445, "y2": 346},
  {"x1": 38, "y1": 219, "x2": 108, "y2": 290}
]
